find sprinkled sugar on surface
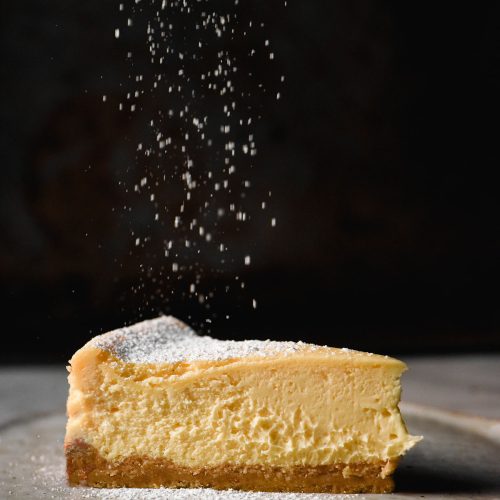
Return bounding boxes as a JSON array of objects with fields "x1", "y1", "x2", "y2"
[
  {"x1": 90, "y1": 316, "x2": 325, "y2": 364},
  {"x1": 36, "y1": 465, "x2": 359, "y2": 500},
  {"x1": 86, "y1": 489, "x2": 359, "y2": 500},
  {"x1": 35, "y1": 460, "x2": 359, "y2": 500}
]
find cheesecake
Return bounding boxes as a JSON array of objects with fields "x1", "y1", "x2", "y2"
[{"x1": 65, "y1": 316, "x2": 420, "y2": 493}]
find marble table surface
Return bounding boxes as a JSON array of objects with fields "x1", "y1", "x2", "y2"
[{"x1": 1, "y1": 355, "x2": 499, "y2": 499}]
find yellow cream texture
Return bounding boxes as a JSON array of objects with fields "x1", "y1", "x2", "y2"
[{"x1": 66, "y1": 347, "x2": 420, "y2": 467}]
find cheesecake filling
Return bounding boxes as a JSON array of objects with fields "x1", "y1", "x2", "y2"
[{"x1": 66, "y1": 347, "x2": 420, "y2": 469}]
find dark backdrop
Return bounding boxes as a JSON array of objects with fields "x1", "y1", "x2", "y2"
[{"x1": 2, "y1": 1, "x2": 500, "y2": 363}]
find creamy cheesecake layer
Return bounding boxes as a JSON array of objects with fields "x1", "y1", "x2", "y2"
[{"x1": 66, "y1": 318, "x2": 420, "y2": 470}]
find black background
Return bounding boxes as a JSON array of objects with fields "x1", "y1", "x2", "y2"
[{"x1": 1, "y1": 2, "x2": 500, "y2": 363}]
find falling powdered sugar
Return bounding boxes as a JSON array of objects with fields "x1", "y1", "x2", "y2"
[{"x1": 108, "y1": 1, "x2": 286, "y2": 325}]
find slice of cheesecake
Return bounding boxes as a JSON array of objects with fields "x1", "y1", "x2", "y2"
[{"x1": 65, "y1": 316, "x2": 420, "y2": 493}]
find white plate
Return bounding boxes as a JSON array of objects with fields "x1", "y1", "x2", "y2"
[{"x1": 0, "y1": 404, "x2": 499, "y2": 499}]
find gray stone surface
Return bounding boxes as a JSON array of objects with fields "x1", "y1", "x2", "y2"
[
  {"x1": 402, "y1": 355, "x2": 500, "y2": 419},
  {"x1": 0, "y1": 366, "x2": 67, "y2": 429}
]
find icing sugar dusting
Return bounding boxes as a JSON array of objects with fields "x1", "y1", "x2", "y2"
[
  {"x1": 91, "y1": 316, "x2": 315, "y2": 364},
  {"x1": 91, "y1": 488, "x2": 357, "y2": 500}
]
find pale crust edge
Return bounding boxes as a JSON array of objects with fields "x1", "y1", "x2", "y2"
[{"x1": 65, "y1": 440, "x2": 398, "y2": 493}]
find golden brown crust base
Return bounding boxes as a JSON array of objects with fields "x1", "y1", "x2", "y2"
[{"x1": 66, "y1": 440, "x2": 397, "y2": 493}]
